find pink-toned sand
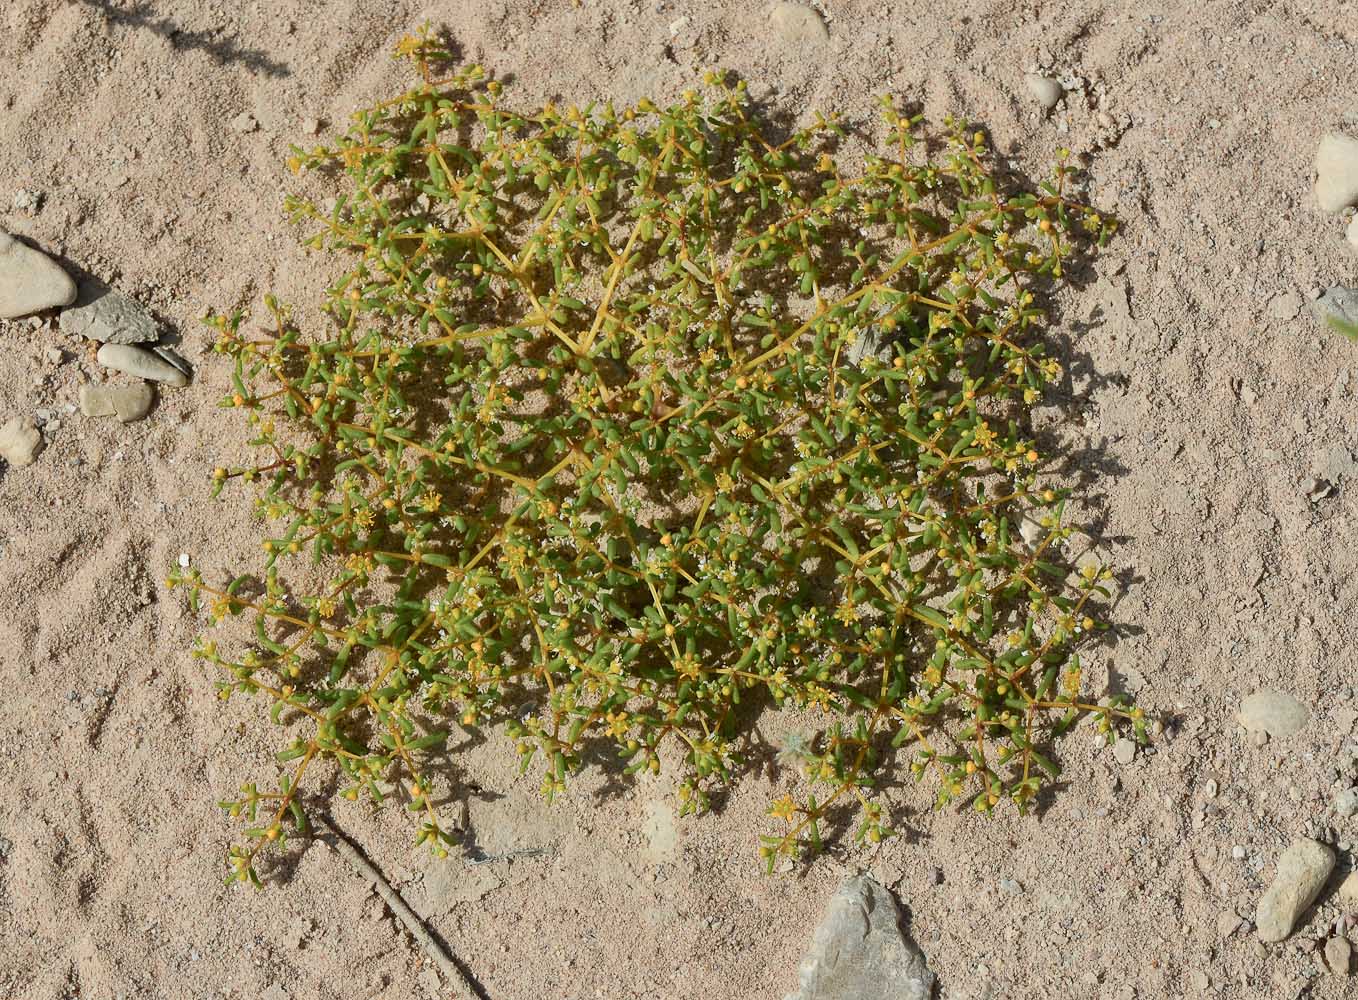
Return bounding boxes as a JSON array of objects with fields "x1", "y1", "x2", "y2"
[{"x1": 3, "y1": 2, "x2": 1358, "y2": 998}]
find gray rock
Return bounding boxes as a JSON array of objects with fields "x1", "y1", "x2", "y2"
[
  {"x1": 1316, "y1": 132, "x2": 1358, "y2": 213},
  {"x1": 769, "y1": 2, "x2": 829, "y2": 45},
  {"x1": 150, "y1": 344, "x2": 193, "y2": 377},
  {"x1": 1239, "y1": 690, "x2": 1310, "y2": 738},
  {"x1": 1255, "y1": 838, "x2": 1335, "y2": 943},
  {"x1": 95, "y1": 344, "x2": 189, "y2": 386},
  {"x1": 58, "y1": 280, "x2": 159, "y2": 344},
  {"x1": 784, "y1": 875, "x2": 933, "y2": 1000},
  {"x1": 1335, "y1": 787, "x2": 1358, "y2": 818},
  {"x1": 78, "y1": 384, "x2": 155, "y2": 423},
  {"x1": 1326, "y1": 935, "x2": 1353, "y2": 975},
  {"x1": 1113, "y1": 738, "x2": 1137, "y2": 765},
  {"x1": 1024, "y1": 74, "x2": 1063, "y2": 110},
  {"x1": 0, "y1": 229, "x2": 76, "y2": 319},
  {"x1": 0, "y1": 416, "x2": 43, "y2": 467},
  {"x1": 1313, "y1": 286, "x2": 1358, "y2": 330}
]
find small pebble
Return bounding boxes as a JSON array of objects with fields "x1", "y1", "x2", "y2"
[
  {"x1": 0, "y1": 415, "x2": 43, "y2": 467},
  {"x1": 0, "y1": 228, "x2": 76, "y2": 319},
  {"x1": 769, "y1": 2, "x2": 829, "y2": 44},
  {"x1": 1347, "y1": 214, "x2": 1358, "y2": 253},
  {"x1": 95, "y1": 344, "x2": 190, "y2": 387},
  {"x1": 1113, "y1": 738, "x2": 1136, "y2": 765},
  {"x1": 1335, "y1": 787, "x2": 1358, "y2": 818},
  {"x1": 1255, "y1": 838, "x2": 1336, "y2": 943},
  {"x1": 1316, "y1": 132, "x2": 1358, "y2": 213},
  {"x1": 1338, "y1": 870, "x2": 1358, "y2": 905},
  {"x1": 232, "y1": 111, "x2": 259, "y2": 133},
  {"x1": 998, "y1": 878, "x2": 1022, "y2": 895},
  {"x1": 178, "y1": 552, "x2": 191, "y2": 568},
  {"x1": 1239, "y1": 690, "x2": 1309, "y2": 738},
  {"x1": 1232, "y1": 845, "x2": 1247, "y2": 860},
  {"x1": 302, "y1": 117, "x2": 322, "y2": 136},
  {"x1": 1326, "y1": 936, "x2": 1353, "y2": 976},
  {"x1": 1024, "y1": 74, "x2": 1062, "y2": 110}
]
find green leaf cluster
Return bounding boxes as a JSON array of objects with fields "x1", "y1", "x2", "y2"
[{"x1": 173, "y1": 27, "x2": 1140, "y2": 884}]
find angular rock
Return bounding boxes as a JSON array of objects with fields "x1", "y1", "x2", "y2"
[
  {"x1": 784, "y1": 875, "x2": 933, "y2": 1000},
  {"x1": 1316, "y1": 132, "x2": 1358, "y2": 213},
  {"x1": 78, "y1": 383, "x2": 155, "y2": 423},
  {"x1": 0, "y1": 416, "x2": 43, "y2": 467},
  {"x1": 58, "y1": 279, "x2": 159, "y2": 344},
  {"x1": 0, "y1": 229, "x2": 76, "y2": 319},
  {"x1": 1239, "y1": 690, "x2": 1309, "y2": 738},
  {"x1": 769, "y1": 2, "x2": 829, "y2": 44},
  {"x1": 95, "y1": 344, "x2": 189, "y2": 387},
  {"x1": 1255, "y1": 838, "x2": 1335, "y2": 943},
  {"x1": 1313, "y1": 286, "x2": 1358, "y2": 330},
  {"x1": 1024, "y1": 74, "x2": 1062, "y2": 110},
  {"x1": 1326, "y1": 936, "x2": 1353, "y2": 975}
]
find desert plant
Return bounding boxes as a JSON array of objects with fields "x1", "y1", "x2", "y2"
[{"x1": 170, "y1": 28, "x2": 1139, "y2": 885}]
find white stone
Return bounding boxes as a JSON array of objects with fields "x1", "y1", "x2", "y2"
[
  {"x1": 769, "y1": 2, "x2": 829, "y2": 44},
  {"x1": 1024, "y1": 74, "x2": 1063, "y2": 110},
  {"x1": 1255, "y1": 838, "x2": 1335, "y2": 943},
  {"x1": 0, "y1": 229, "x2": 76, "y2": 319},
  {"x1": 0, "y1": 416, "x2": 42, "y2": 467},
  {"x1": 1347, "y1": 214, "x2": 1358, "y2": 252},
  {"x1": 1316, "y1": 132, "x2": 1358, "y2": 213},
  {"x1": 95, "y1": 344, "x2": 189, "y2": 387},
  {"x1": 1113, "y1": 738, "x2": 1137, "y2": 765},
  {"x1": 1239, "y1": 690, "x2": 1309, "y2": 738}
]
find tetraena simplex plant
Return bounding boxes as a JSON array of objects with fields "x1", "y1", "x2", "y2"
[{"x1": 171, "y1": 28, "x2": 1141, "y2": 886}]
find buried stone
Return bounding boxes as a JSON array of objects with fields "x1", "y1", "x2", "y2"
[{"x1": 784, "y1": 875, "x2": 934, "y2": 1000}]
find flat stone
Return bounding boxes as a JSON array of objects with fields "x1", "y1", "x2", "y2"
[
  {"x1": 95, "y1": 344, "x2": 189, "y2": 387},
  {"x1": 0, "y1": 229, "x2": 76, "y2": 319},
  {"x1": 58, "y1": 279, "x2": 159, "y2": 344},
  {"x1": 1024, "y1": 74, "x2": 1063, "y2": 110},
  {"x1": 1239, "y1": 690, "x2": 1309, "y2": 738},
  {"x1": 784, "y1": 875, "x2": 933, "y2": 1000},
  {"x1": 78, "y1": 383, "x2": 155, "y2": 423},
  {"x1": 769, "y1": 2, "x2": 829, "y2": 45},
  {"x1": 1255, "y1": 838, "x2": 1335, "y2": 943},
  {"x1": 1316, "y1": 132, "x2": 1358, "y2": 213},
  {"x1": 0, "y1": 416, "x2": 43, "y2": 467},
  {"x1": 1313, "y1": 286, "x2": 1358, "y2": 330},
  {"x1": 1326, "y1": 936, "x2": 1353, "y2": 975}
]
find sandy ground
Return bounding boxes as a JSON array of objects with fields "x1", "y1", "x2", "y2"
[{"x1": 3, "y1": 1, "x2": 1358, "y2": 998}]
